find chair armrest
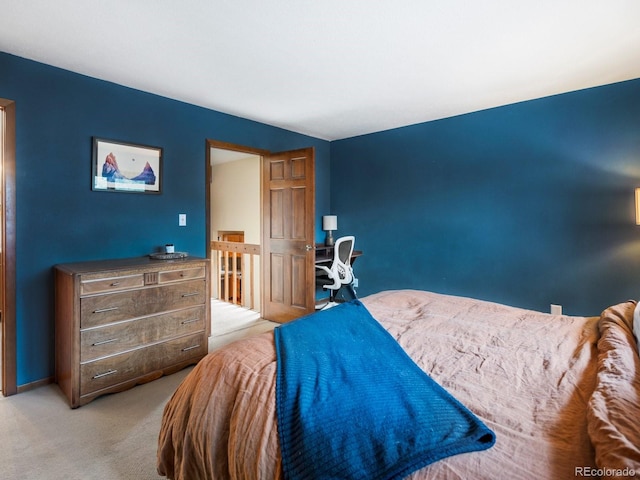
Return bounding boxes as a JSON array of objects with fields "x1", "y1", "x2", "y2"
[{"x1": 315, "y1": 265, "x2": 332, "y2": 277}]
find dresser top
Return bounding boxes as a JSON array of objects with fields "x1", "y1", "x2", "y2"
[{"x1": 55, "y1": 255, "x2": 208, "y2": 275}]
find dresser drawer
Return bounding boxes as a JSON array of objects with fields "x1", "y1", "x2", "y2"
[
  {"x1": 81, "y1": 274, "x2": 145, "y2": 295},
  {"x1": 80, "y1": 333, "x2": 207, "y2": 397},
  {"x1": 80, "y1": 279, "x2": 206, "y2": 328},
  {"x1": 158, "y1": 266, "x2": 206, "y2": 284},
  {"x1": 80, "y1": 305, "x2": 206, "y2": 362}
]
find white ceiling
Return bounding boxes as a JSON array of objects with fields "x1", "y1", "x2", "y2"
[
  {"x1": 210, "y1": 147, "x2": 258, "y2": 165},
  {"x1": 1, "y1": 1, "x2": 640, "y2": 141}
]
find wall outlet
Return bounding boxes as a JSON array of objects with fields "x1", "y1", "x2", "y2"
[
  {"x1": 550, "y1": 304, "x2": 562, "y2": 315},
  {"x1": 353, "y1": 278, "x2": 359, "y2": 288},
  {"x1": 178, "y1": 213, "x2": 187, "y2": 226}
]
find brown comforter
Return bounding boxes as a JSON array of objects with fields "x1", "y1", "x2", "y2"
[{"x1": 158, "y1": 290, "x2": 640, "y2": 479}]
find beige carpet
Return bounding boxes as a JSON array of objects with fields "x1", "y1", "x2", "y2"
[{"x1": 0, "y1": 320, "x2": 276, "y2": 480}]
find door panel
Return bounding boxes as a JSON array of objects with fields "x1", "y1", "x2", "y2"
[
  {"x1": 270, "y1": 253, "x2": 285, "y2": 303},
  {"x1": 262, "y1": 148, "x2": 315, "y2": 323},
  {"x1": 291, "y1": 254, "x2": 307, "y2": 307},
  {"x1": 292, "y1": 187, "x2": 306, "y2": 239}
]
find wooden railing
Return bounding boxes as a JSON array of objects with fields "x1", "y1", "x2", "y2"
[{"x1": 210, "y1": 241, "x2": 260, "y2": 310}]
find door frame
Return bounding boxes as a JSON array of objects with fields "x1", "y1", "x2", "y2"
[{"x1": 1, "y1": 99, "x2": 17, "y2": 396}]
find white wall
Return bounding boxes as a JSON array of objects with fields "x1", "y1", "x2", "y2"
[
  {"x1": 210, "y1": 154, "x2": 261, "y2": 309},
  {"x1": 211, "y1": 155, "x2": 261, "y2": 243}
]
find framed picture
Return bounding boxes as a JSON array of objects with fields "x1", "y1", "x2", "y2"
[{"x1": 92, "y1": 137, "x2": 162, "y2": 194}]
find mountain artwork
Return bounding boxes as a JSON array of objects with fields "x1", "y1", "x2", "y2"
[
  {"x1": 101, "y1": 152, "x2": 156, "y2": 186},
  {"x1": 92, "y1": 138, "x2": 162, "y2": 193}
]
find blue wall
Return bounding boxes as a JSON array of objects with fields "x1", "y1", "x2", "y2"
[
  {"x1": 0, "y1": 52, "x2": 330, "y2": 387},
  {"x1": 331, "y1": 79, "x2": 640, "y2": 316},
  {"x1": 4, "y1": 48, "x2": 640, "y2": 387}
]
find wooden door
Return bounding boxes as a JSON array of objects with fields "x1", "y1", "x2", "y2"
[{"x1": 262, "y1": 148, "x2": 315, "y2": 323}]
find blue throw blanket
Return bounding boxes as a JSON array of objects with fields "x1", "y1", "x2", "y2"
[{"x1": 274, "y1": 300, "x2": 495, "y2": 480}]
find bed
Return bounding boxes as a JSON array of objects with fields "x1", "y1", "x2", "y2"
[{"x1": 157, "y1": 289, "x2": 640, "y2": 479}]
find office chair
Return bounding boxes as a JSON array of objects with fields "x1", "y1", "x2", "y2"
[{"x1": 315, "y1": 235, "x2": 357, "y2": 309}]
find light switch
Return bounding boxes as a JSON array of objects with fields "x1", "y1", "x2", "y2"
[{"x1": 179, "y1": 213, "x2": 187, "y2": 226}]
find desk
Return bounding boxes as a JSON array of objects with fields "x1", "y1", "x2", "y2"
[{"x1": 315, "y1": 243, "x2": 362, "y2": 265}]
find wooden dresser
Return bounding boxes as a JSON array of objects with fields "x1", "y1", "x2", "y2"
[{"x1": 54, "y1": 256, "x2": 210, "y2": 408}]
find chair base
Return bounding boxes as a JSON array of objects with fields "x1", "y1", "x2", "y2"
[
  {"x1": 315, "y1": 283, "x2": 357, "y2": 311},
  {"x1": 315, "y1": 301, "x2": 340, "y2": 311}
]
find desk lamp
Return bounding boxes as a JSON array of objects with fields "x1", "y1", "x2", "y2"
[{"x1": 323, "y1": 215, "x2": 337, "y2": 246}]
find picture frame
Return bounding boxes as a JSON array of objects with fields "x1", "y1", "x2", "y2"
[{"x1": 92, "y1": 137, "x2": 163, "y2": 194}]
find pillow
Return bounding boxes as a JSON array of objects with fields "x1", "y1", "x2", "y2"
[{"x1": 587, "y1": 301, "x2": 640, "y2": 475}]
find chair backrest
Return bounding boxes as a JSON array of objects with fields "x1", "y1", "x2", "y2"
[{"x1": 331, "y1": 236, "x2": 355, "y2": 285}]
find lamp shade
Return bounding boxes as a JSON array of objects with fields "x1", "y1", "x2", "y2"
[{"x1": 322, "y1": 215, "x2": 337, "y2": 231}]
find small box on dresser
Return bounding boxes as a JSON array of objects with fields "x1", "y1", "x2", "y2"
[{"x1": 55, "y1": 256, "x2": 210, "y2": 408}]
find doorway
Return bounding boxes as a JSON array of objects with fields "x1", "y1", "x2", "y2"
[
  {"x1": 209, "y1": 145, "x2": 263, "y2": 311},
  {"x1": 205, "y1": 140, "x2": 316, "y2": 325},
  {"x1": 207, "y1": 141, "x2": 267, "y2": 335}
]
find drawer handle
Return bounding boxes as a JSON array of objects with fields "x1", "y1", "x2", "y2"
[
  {"x1": 110, "y1": 282, "x2": 120, "y2": 287},
  {"x1": 181, "y1": 344, "x2": 201, "y2": 352},
  {"x1": 92, "y1": 338, "x2": 119, "y2": 346},
  {"x1": 181, "y1": 292, "x2": 200, "y2": 298},
  {"x1": 181, "y1": 318, "x2": 200, "y2": 325},
  {"x1": 93, "y1": 307, "x2": 119, "y2": 313},
  {"x1": 92, "y1": 369, "x2": 118, "y2": 379}
]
